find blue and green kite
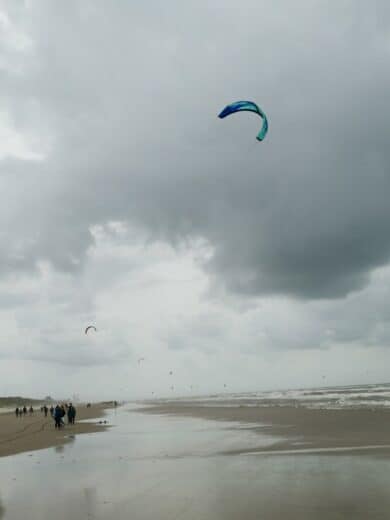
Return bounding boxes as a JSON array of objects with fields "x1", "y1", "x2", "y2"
[{"x1": 218, "y1": 100, "x2": 268, "y2": 142}]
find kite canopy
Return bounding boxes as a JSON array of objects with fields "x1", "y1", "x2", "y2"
[
  {"x1": 218, "y1": 100, "x2": 268, "y2": 141},
  {"x1": 85, "y1": 325, "x2": 97, "y2": 335}
]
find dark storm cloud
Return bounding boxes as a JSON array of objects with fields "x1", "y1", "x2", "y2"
[{"x1": 2, "y1": 1, "x2": 390, "y2": 299}]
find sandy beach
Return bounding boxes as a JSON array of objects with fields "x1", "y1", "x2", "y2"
[
  {"x1": 140, "y1": 400, "x2": 390, "y2": 454},
  {"x1": 1, "y1": 402, "x2": 390, "y2": 519},
  {"x1": 0, "y1": 403, "x2": 109, "y2": 458}
]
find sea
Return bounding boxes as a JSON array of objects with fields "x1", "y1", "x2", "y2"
[{"x1": 157, "y1": 382, "x2": 390, "y2": 410}]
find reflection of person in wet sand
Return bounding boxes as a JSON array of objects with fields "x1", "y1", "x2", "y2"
[{"x1": 0, "y1": 495, "x2": 5, "y2": 519}]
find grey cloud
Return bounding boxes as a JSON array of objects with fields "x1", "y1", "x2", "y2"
[
  {"x1": 166, "y1": 311, "x2": 228, "y2": 352},
  {"x1": 2, "y1": 0, "x2": 390, "y2": 303}
]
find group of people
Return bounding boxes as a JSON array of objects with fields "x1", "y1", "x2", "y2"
[
  {"x1": 52, "y1": 403, "x2": 77, "y2": 429},
  {"x1": 14, "y1": 402, "x2": 77, "y2": 429},
  {"x1": 14, "y1": 405, "x2": 34, "y2": 417}
]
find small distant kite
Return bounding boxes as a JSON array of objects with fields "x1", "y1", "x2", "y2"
[
  {"x1": 218, "y1": 100, "x2": 268, "y2": 142},
  {"x1": 85, "y1": 325, "x2": 97, "y2": 335},
  {"x1": 169, "y1": 371, "x2": 173, "y2": 376}
]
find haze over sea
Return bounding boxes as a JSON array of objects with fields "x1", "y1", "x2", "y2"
[{"x1": 177, "y1": 382, "x2": 390, "y2": 410}]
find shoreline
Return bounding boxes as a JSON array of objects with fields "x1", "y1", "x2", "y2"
[
  {"x1": 139, "y1": 401, "x2": 390, "y2": 454},
  {"x1": 0, "y1": 403, "x2": 111, "y2": 458}
]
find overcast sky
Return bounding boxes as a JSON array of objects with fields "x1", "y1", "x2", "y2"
[{"x1": 1, "y1": 0, "x2": 390, "y2": 401}]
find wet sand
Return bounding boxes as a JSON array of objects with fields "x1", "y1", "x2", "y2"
[
  {"x1": 2, "y1": 404, "x2": 390, "y2": 519},
  {"x1": 0, "y1": 404, "x2": 109, "y2": 458},
  {"x1": 140, "y1": 401, "x2": 390, "y2": 453}
]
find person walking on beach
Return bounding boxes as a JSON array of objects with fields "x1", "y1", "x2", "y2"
[
  {"x1": 50, "y1": 405, "x2": 54, "y2": 417},
  {"x1": 23, "y1": 406, "x2": 27, "y2": 416},
  {"x1": 67, "y1": 403, "x2": 76, "y2": 425},
  {"x1": 60, "y1": 405, "x2": 66, "y2": 426},
  {"x1": 54, "y1": 405, "x2": 63, "y2": 429},
  {"x1": 15, "y1": 407, "x2": 19, "y2": 418},
  {"x1": 43, "y1": 405, "x2": 48, "y2": 417},
  {"x1": 29, "y1": 406, "x2": 34, "y2": 415}
]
